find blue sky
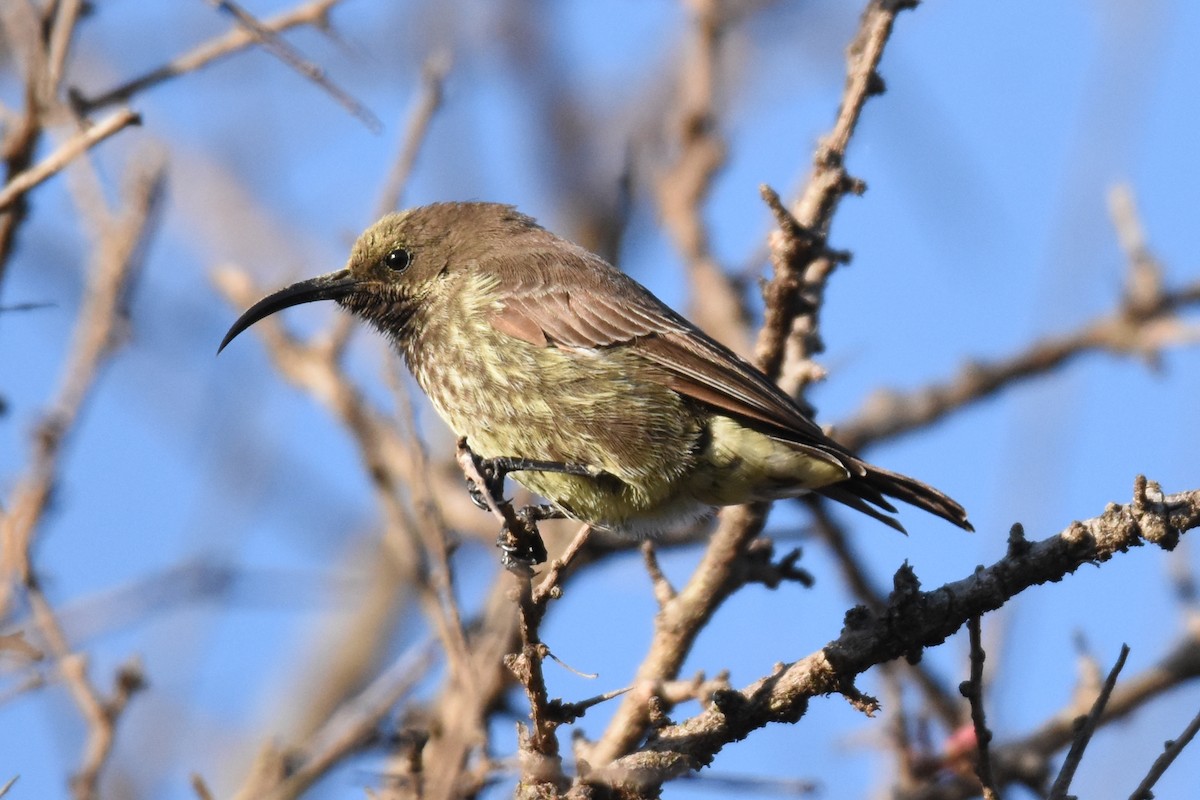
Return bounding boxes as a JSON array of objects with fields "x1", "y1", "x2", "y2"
[{"x1": 2, "y1": 1, "x2": 1199, "y2": 797}]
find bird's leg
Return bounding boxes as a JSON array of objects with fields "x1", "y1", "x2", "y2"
[
  {"x1": 457, "y1": 440, "x2": 591, "y2": 569},
  {"x1": 482, "y1": 462, "x2": 585, "y2": 570},
  {"x1": 466, "y1": 454, "x2": 595, "y2": 511}
]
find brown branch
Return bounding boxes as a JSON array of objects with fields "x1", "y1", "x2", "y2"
[
  {"x1": 0, "y1": 107, "x2": 141, "y2": 212},
  {"x1": 654, "y1": 0, "x2": 749, "y2": 354},
  {"x1": 1129, "y1": 704, "x2": 1200, "y2": 799},
  {"x1": 807, "y1": 497, "x2": 964, "y2": 730},
  {"x1": 0, "y1": 1, "x2": 50, "y2": 287},
  {"x1": 962, "y1": 616, "x2": 1001, "y2": 800},
  {"x1": 755, "y1": 0, "x2": 912, "y2": 397},
  {"x1": 75, "y1": 0, "x2": 346, "y2": 112},
  {"x1": 581, "y1": 478, "x2": 1199, "y2": 794},
  {"x1": 27, "y1": 586, "x2": 146, "y2": 800},
  {"x1": 373, "y1": 51, "x2": 451, "y2": 218},
  {"x1": 900, "y1": 624, "x2": 1200, "y2": 800},
  {"x1": 203, "y1": 0, "x2": 380, "y2": 131},
  {"x1": 0, "y1": 155, "x2": 165, "y2": 615},
  {"x1": 43, "y1": 0, "x2": 85, "y2": 99},
  {"x1": 833, "y1": 275, "x2": 1200, "y2": 453},
  {"x1": 253, "y1": 642, "x2": 436, "y2": 800}
]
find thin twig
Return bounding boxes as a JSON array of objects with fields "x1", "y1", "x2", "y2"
[
  {"x1": 0, "y1": 107, "x2": 141, "y2": 212},
  {"x1": 76, "y1": 0, "x2": 346, "y2": 112},
  {"x1": 1046, "y1": 644, "x2": 1130, "y2": 800},
  {"x1": 204, "y1": 0, "x2": 381, "y2": 132},
  {"x1": 1128, "y1": 704, "x2": 1200, "y2": 799},
  {"x1": 373, "y1": 51, "x2": 451, "y2": 218},
  {"x1": 755, "y1": 0, "x2": 909, "y2": 395},
  {"x1": 655, "y1": 0, "x2": 749, "y2": 353},
  {"x1": 261, "y1": 641, "x2": 437, "y2": 800},
  {"x1": 0, "y1": 155, "x2": 165, "y2": 615},
  {"x1": 962, "y1": 616, "x2": 1001, "y2": 800},
  {"x1": 44, "y1": 0, "x2": 85, "y2": 98},
  {"x1": 27, "y1": 585, "x2": 145, "y2": 800}
]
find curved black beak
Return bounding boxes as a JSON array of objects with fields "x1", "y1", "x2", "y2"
[{"x1": 218, "y1": 269, "x2": 359, "y2": 353}]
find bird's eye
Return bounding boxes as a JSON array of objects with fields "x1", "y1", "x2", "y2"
[{"x1": 384, "y1": 248, "x2": 412, "y2": 272}]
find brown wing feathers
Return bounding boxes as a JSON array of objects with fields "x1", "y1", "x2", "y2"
[{"x1": 487, "y1": 250, "x2": 972, "y2": 532}]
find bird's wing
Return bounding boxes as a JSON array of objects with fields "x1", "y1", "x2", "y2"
[
  {"x1": 486, "y1": 249, "x2": 847, "y2": 458},
  {"x1": 485, "y1": 248, "x2": 973, "y2": 532}
]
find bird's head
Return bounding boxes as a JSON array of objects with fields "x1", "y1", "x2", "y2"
[{"x1": 218, "y1": 203, "x2": 536, "y2": 353}]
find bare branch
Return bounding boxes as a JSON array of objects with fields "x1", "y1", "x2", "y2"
[
  {"x1": 755, "y1": 0, "x2": 910, "y2": 396},
  {"x1": 76, "y1": 0, "x2": 346, "y2": 112},
  {"x1": 1129, "y1": 704, "x2": 1200, "y2": 799},
  {"x1": 1047, "y1": 645, "x2": 1130, "y2": 799},
  {"x1": 373, "y1": 51, "x2": 451, "y2": 218},
  {"x1": 0, "y1": 107, "x2": 141, "y2": 212},
  {"x1": 203, "y1": 0, "x2": 381, "y2": 131},
  {"x1": 962, "y1": 616, "x2": 1001, "y2": 800},
  {"x1": 584, "y1": 479, "x2": 1199, "y2": 793},
  {"x1": 0, "y1": 154, "x2": 165, "y2": 612}
]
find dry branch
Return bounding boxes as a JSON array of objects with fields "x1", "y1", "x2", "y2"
[{"x1": 583, "y1": 479, "x2": 1199, "y2": 794}]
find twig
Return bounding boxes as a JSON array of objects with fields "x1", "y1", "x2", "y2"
[
  {"x1": 755, "y1": 0, "x2": 911, "y2": 396},
  {"x1": 507, "y1": 570, "x2": 569, "y2": 795},
  {"x1": 1108, "y1": 183, "x2": 1163, "y2": 318},
  {"x1": 0, "y1": 107, "x2": 141, "y2": 212},
  {"x1": 0, "y1": 1, "x2": 50, "y2": 285},
  {"x1": 807, "y1": 498, "x2": 963, "y2": 730},
  {"x1": 834, "y1": 274, "x2": 1200, "y2": 452},
  {"x1": 1128, "y1": 704, "x2": 1200, "y2": 799},
  {"x1": 899, "y1": 626, "x2": 1200, "y2": 800},
  {"x1": 655, "y1": 0, "x2": 749, "y2": 353},
  {"x1": 260, "y1": 641, "x2": 436, "y2": 800},
  {"x1": 0, "y1": 155, "x2": 165, "y2": 615},
  {"x1": 190, "y1": 773, "x2": 215, "y2": 800},
  {"x1": 584, "y1": 6, "x2": 918, "y2": 763},
  {"x1": 44, "y1": 0, "x2": 85, "y2": 98},
  {"x1": 329, "y1": 49, "x2": 450, "y2": 356},
  {"x1": 27, "y1": 585, "x2": 145, "y2": 800},
  {"x1": 1047, "y1": 644, "x2": 1130, "y2": 799},
  {"x1": 836, "y1": 178, "x2": 1200, "y2": 455},
  {"x1": 961, "y1": 616, "x2": 1001, "y2": 800},
  {"x1": 204, "y1": 0, "x2": 380, "y2": 132},
  {"x1": 532, "y1": 525, "x2": 593, "y2": 608},
  {"x1": 373, "y1": 51, "x2": 451, "y2": 218},
  {"x1": 75, "y1": 0, "x2": 346, "y2": 112},
  {"x1": 642, "y1": 542, "x2": 677, "y2": 607}
]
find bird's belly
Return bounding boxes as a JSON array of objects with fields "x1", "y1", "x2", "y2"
[{"x1": 411, "y1": 340, "x2": 710, "y2": 533}]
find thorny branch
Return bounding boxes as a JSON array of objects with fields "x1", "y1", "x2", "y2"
[{"x1": 582, "y1": 480, "x2": 1200, "y2": 794}]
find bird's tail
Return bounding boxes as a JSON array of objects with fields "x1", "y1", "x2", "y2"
[{"x1": 817, "y1": 462, "x2": 973, "y2": 534}]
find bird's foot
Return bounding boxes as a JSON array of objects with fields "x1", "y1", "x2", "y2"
[{"x1": 496, "y1": 505, "x2": 565, "y2": 571}]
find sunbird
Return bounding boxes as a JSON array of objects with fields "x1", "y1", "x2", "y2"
[{"x1": 220, "y1": 203, "x2": 971, "y2": 536}]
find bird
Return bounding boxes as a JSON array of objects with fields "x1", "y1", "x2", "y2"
[{"x1": 220, "y1": 202, "x2": 971, "y2": 538}]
